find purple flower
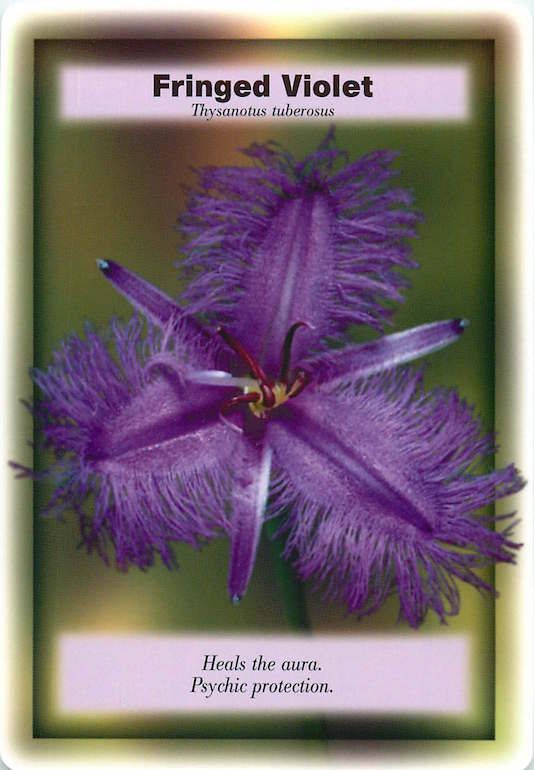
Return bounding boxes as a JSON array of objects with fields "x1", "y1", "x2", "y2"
[{"x1": 22, "y1": 135, "x2": 524, "y2": 627}]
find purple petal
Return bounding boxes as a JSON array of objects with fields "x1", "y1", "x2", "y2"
[
  {"x1": 234, "y1": 194, "x2": 337, "y2": 372},
  {"x1": 228, "y1": 421, "x2": 272, "y2": 603},
  {"x1": 268, "y1": 374, "x2": 523, "y2": 627},
  {"x1": 180, "y1": 132, "x2": 422, "y2": 365},
  {"x1": 32, "y1": 316, "x2": 238, "y2": 569},
  {"x1": 304, "y1": 319, "x2": 467, "y2": 387},
  {"x1": 270, "y1": 389, "x2": 437, "y2": 535}
]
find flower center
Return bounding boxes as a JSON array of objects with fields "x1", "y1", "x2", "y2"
[{"x1": 218, "y1": 324, "x2": 310, "y2": 419}]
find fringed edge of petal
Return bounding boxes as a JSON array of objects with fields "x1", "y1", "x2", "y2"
[
  {"x1": 178, "y1": 130, "x2": 422, "y2": 336},
  {"x1": 266, "y1": 367, "x2": 525, "y2": 628},
  {"x1": 22, "y1": 315, "x2": 233, "y2": 570},
  {"x1": 270, "y1": 467, "x2": 522, "y2": 628}
]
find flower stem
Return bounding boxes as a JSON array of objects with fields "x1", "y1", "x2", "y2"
[
  {"x1": 263, "y1": 517, "x2": 310, "y2": 631},
  {"x1": 264, "y1": 516, "x2": 329, "y2": 741}
]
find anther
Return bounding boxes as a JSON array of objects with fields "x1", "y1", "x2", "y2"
[
  {"x1": 287, "y1": 369, "x2": 310, "y2": 399},
  {"x1": 220, "y1": 391, "x2": 261, "y2": 416},
  {"x1": 218, "y1": 327, "x2": 270, "y2": 384},
  {"x1": 218, "y1": 327, "x2": 275, "y2": 408},
  {"x1": 280, "y1": 322, "x2": 313, "y2": 384}
]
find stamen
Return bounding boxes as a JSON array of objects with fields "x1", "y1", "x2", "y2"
[
  {"x1": 220, "y1": 391, "x2": 261, "y2": 416},
  {"x1": 259, "y1": 382, "x2": 276, "y2": 409},
  {"x1": 217, "y1": 327, "x2": 268, "y2": 382},
  {"x1": 280, "y1": 322, "x2": 313, "y2": 384},
  {"x1": 218, "y1": 327, "x2": 275, "y2": 408},
  {"x1": 287, "y1": 369, "x2": 310, "y2": 399},
  {"x1": 216, "y1": 324, "x2": 312, "y2": 416}
]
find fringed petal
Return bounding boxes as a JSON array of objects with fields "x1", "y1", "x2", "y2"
[
  {"x1": 180, "y1": 131, "x2": 422, "y2": 365},
  {"x1": 32, "y1": 316, "x2": 240, "y2": 570},
  {"x1": 268, "y1": 374, "x2": 524, "y2": 627}
]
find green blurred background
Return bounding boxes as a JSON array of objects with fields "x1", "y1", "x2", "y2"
[{"x1": 32, "y1": 39, "x2": 495, "y2": 739}]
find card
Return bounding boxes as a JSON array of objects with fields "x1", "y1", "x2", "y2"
[{"x1": 2, "y1": 3, "x2": 532, "y2": 768}]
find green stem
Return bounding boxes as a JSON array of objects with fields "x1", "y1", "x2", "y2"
[
  {"x1": 264, "y1": 517, "x2": 329, "y2": 740},
  {"x1": 264, "y1": 517, "x2": 310, "y2": 631}
]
